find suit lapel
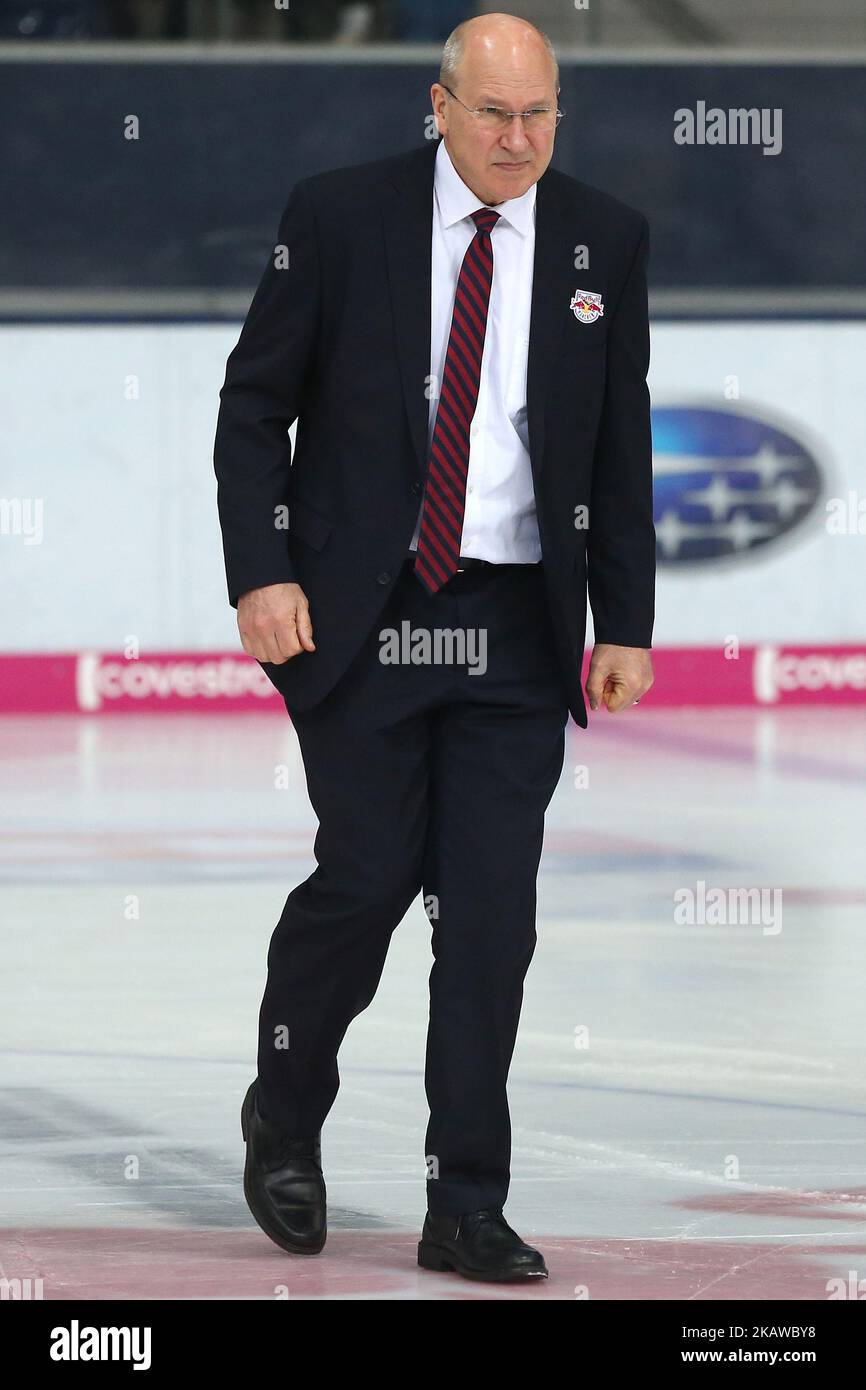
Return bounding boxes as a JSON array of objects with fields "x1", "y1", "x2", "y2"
[
  {"x1": 382, "y1": 143, "x2": 437, "y2": 483},
  {"x1": 526, "y1": 168, "x2": 574, "y2": 484},
  {"x1": 382, "y1": 140, "x2": 572, "y2": 486}
]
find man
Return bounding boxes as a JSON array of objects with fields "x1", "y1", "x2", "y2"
[{"x1": 214, "y1": 12, "x2": 654, "y2": 1284}]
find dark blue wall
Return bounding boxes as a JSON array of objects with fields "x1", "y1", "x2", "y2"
[{"x1": 2, "y1": 58, "x2": 864, "y2": 297}]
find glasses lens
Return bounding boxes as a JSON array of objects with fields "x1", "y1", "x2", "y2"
[
  {"x1": 477, "y1": 108, "x2": 556, "y2": 131},
  {"x1": 525, "y1": 111, "x2": 555, "y2": 130},
  {"x1": 477, "y1": 107, "x2": 507, "y2": 129}
]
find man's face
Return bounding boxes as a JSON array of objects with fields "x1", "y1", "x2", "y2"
[{"x1": 431, "y1": 62, "x2": 558, "y2": 206}]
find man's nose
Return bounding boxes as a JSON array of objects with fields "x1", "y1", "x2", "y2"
[{"x1": 500, "y1": 116, "x2": 531, "y2": 153}]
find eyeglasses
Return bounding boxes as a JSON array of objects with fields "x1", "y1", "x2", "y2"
[{"x1": 441, "y1": 83, "x2": 564, "y2": 133}]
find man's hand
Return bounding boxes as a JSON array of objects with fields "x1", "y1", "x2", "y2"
[
  {"x1": 237, "y1": 582, "x2": 315, "y2": 665},
  {"x1": 586, "y1": 643, "x2": 653, "y2": 713}
]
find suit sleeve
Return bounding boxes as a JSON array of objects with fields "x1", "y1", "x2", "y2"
[
  {"x1": 587, "y1": 215, "x2": 655, "y2": 648},
  {"x1": 213, "y1": 178, "x2": 321, "y2": 607}
]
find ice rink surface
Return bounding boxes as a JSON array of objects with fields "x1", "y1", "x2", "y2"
[{"x1": 1, "y1": 707, "x2": 864, "y2": 1301}]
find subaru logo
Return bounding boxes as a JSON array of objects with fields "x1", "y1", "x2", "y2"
[{"x1": 652, "y1": 405, "x2": 822, "y2": 566}]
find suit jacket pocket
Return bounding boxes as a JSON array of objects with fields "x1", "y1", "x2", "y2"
[{"x1": 288, "y1": 493, "x2": 332, "y2": 552}]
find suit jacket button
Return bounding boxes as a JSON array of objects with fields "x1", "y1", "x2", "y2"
[
  {"x1": 411, "y1": 480, "x2": 421, "y2": 494},
  {"x1": 377, "y1": 571, "x2": 392, "y2": 585}
]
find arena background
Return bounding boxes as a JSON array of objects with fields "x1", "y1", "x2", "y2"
[
  {"x1": 2, "y1": 3, "x2": 864, "y2": 710},
  {"x1": 2, "y1": 0, "x2": 865, "y2": 1318}
]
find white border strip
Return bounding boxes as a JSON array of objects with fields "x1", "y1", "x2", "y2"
[
  {"x1": 652, "y1": 289, "x2": 866, "y2": 315},
  {"x1": 0, "y1": 291, "x2": 252, "y2": 316},
  {"x1": 1, "y1": 42, "x2": 866, "y2": 65},
  {"x1": 1, "y1": 289, "x2": 865, "y2": 318}
]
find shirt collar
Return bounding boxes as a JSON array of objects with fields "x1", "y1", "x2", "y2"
[{"x1": 434, "y1": 137, "x2": 536, "y2": 237}]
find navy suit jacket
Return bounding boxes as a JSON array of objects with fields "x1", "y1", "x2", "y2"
[{"x1": 213, "y1": 139, "x2": 655, "y2": 727}]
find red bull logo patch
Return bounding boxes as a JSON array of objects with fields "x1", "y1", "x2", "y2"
[{"x1": 570, "y1": 289, "x2": 605, "y2": 324}]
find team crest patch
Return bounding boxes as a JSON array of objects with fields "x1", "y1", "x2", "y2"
[{"x1": 570, "y1": 289, "x2": 604, "y2": 323}]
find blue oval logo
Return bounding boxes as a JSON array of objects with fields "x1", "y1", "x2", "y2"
[{"x1": 652, "y1": 405, "x2": 823, "y2": 566}]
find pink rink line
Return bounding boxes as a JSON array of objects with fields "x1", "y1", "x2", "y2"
[
  {"x1": 0, "y1": 645, "x2": 864, "y2": 713},
  {"x1": 1, "y1": 1226, "x2": 864, "y2": 1301}
]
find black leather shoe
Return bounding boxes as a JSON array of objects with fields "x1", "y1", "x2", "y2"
[
  {"x1": 240, "y1": 1079, "x2": 326, "y2": 1254},
  {"x1": 418, "y1": 1208, "x2": 548, "y2": 1282}
]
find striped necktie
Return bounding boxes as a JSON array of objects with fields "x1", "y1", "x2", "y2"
[{"x1": 413, "y1": 205, "x2": 500, "y2": 593}]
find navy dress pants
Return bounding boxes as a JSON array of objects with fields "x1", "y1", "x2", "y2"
[{"x1": 256, "y1": 555, "x2": 569, "y2": 1215}]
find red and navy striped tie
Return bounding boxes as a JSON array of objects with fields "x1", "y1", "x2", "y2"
[{"x1": 414, "y1": 206, "x2": 500, "y2": 593}]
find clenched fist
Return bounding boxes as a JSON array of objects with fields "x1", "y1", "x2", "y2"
[
  {"x1": 586, "y1": 643, "x2": 653, "y2": 713},
  {"x1": 237, "y1": 582, "x2": 315, "y2": 665}
]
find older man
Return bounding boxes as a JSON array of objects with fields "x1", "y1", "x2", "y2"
[{"x1": 214, "y1": 12, "x2": 654, "y2": 1283}]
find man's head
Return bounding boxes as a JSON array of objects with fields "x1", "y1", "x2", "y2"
[{"x1": 431, "y1": 12, "x2": 560, "y2": 207}]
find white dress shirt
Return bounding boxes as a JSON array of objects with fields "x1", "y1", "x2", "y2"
[{"x1": 409, "y1": 137, "x2": 542, "y2": 563}]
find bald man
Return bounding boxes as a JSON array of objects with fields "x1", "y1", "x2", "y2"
[{"x1": 215, "y1": 12, "x2": 654, "y2": 1284}]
